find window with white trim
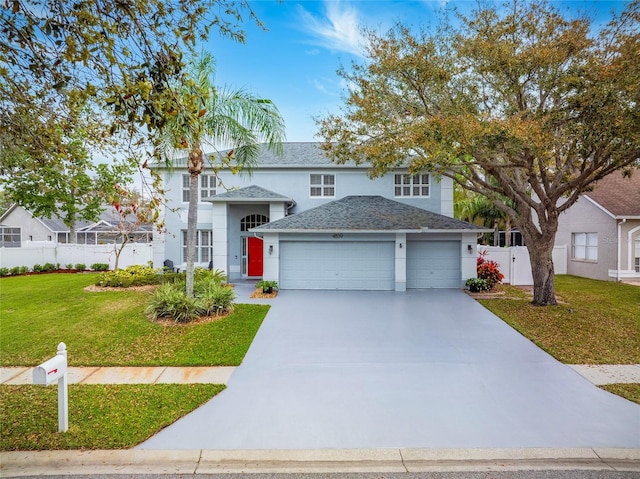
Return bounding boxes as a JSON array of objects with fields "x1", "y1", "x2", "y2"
[
  {"x1": 182, "y1": 174, "x2": 216, "y2": 202},
  {"x1": 310, "y1": 174, "x2": 335, "y2": 197},
  {"x1": 572, "y1": 232, "x2": 598, "y2": 261},
  {"x1": 182, "y1": 230, "x2": 213, "y2": 264},
  {"x1": 200, "y1": 174, "x2": 216, "y2": 200},
  {"x1": 394, "y1": 174, "x2": 430, "y2": 197},
  {"x1": 635, "y1": 238, "x2": 640, "y2": 273},
  {"x1": 182, "y1": 175, "x2": 190, "y2": 202}
]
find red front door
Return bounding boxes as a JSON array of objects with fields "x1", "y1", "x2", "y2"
[{"x1": 247, "y1": 236, "x2": 264, "y2": 276}]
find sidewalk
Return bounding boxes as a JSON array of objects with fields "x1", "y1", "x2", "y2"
[
  {"x1": 0, "y1": 366, "x2": 235, "y2": 385},
  {"x1": 2, "y1": 364, "x2": 639, "y2": 386}
]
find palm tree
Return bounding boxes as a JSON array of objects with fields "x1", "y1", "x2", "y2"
[
  {"x1": 457, "y1": 193, "x2": 512, "y2": 246},
  {"x1": 159, "y1": 53, "x2": 285, "y2": 295}
]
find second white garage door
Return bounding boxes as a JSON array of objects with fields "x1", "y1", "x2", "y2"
[
  {"x1": 407, "y1": 241, "x2": 461, "y2": 288},
  {"x1": 280, "y1": 241, "x2": 395, "y2": 290}
]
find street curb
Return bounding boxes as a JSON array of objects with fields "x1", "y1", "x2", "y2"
[{"x1": 1, "y1": 448, "x2": 639, "y2": 476}]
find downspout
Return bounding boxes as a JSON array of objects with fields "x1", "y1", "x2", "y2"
[{"x1": 617, "y1": 219, "x2": 626, "y2": 282}]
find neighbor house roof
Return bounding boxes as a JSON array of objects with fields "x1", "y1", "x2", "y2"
[
  {"x1": 0, "y1": 204, "x2": 151, "y2": 233},
  {"x1": 252, "y1": 196, "x2": 489, "y2": 233},
  {"x1": 153, "y1": 142, "x2": 366, "y2": 169},
  {"x1": 584, "y1": 170, "x2": 640, "y2": 218},
  {"x1": 207, "y1": 185, "x2": 293, "y2": 203}
]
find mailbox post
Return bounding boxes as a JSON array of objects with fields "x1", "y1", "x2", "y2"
[{"x1": 33, "y1": 343, "x2": 68, "y2": 432}]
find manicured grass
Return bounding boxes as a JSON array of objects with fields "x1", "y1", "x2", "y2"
[
  {"x1": 601, "y1": 384, "x2": 640, "y2": 405},
  {"x1": 479, "y1": 276, "x2": 640, "y2": 364},
  {"x1": 0, "y1": 384, "x2": 223, "y2": 450},
  {"x1": 0, "y1": 274, "x2": 269, "y2": 366}
]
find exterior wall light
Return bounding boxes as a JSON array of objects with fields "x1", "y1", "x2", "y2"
[
  {"x1": 269, "y1": 245, "x2": 273, "y2": 254},
  {"x1": 468, "y1": 244, "x2": 474, "y2": 254}
]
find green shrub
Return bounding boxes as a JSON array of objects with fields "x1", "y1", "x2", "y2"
[
  {"x1": 9, "y1": 266, "x2": 21, "y2": 275},
  {"x1": 147, "y1": 276, "x2": 236, "y2": 323},
  {"x1": 65, "y1": 264, "x2": 74, "y2": 270},
  {"x1": 199, "y1": 282, "x2": 236, "y2": 315},
  {"x1": 18, "y1": 266, "x2": 29, "y2": 274},
  {"x1": 90, "y1": 263, "x2": 109, "y2": 271},
  {"x1": 195, "y1": 268, "x2": 227, "y2": 283},
  {"x1": 32, "y1": 264, "x2": 43, "y2": 272},
  {"x1": 146, "y1": 283, "x2": 205, "y2": 323},
  {"x1": 75, "y1": 263, "x2": 87, "y2": 271},
  {"x1": 466, "y1": 278, "x2": 490, "y2": 292},
  {"x1": 95, "y1": 265, "x2": 160, "y2": 288},
  {"x1": 0, "y1": 268, "x2": 9, "y2": 277},
  {"x1": 255, "y1": 280, "x2": 278, "y2": 292},
  {"x1": 42, "y1": 262, "x2": 58, "y2": 272}
]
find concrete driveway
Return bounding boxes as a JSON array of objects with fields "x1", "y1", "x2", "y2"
[{"x1": 139, "y1": 289, "x2": 640, "y2": 449}]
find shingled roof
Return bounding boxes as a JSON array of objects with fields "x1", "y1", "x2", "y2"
[
  {"x1": 207, "y1": 185, "x2": 293, "y2": 203},
  {"x1": 155, "y1": 142, "x2": 365, "y2": 169},
  {"x1": 252, "y1": 196, "x2": 487, "y2": 233},
  {"x1": 584, "y1": 170, "x2": 640, "y2": 217}
]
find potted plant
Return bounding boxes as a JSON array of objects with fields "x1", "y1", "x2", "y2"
[
  {"x1": 465, "y1": 278, "x2": 489, "y2": 293},
  {"x1": 255, "y1": 280, "x2": 278, "y2": 294}
]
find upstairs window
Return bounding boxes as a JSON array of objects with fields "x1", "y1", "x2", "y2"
[
  {"x1": 572, "y1": 232, "x2": 598, "y2": 261},
  {"x1": 200, "y1": 174, "x2": 216, "y2": 200},
  {"x1": 183, "y1": 174, "x2": 216, "y2": 202},
  {"x1": 310, "y1": 174, "x2": 335, "y2": 197},
  {"x1": 395, "y1": 174, "x2": 430, "y2": 197},
  {"x1": 182, "y1": 175, "x2": 190, "y2": 202}
]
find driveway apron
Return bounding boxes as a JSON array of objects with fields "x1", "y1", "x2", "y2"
[{"x1": 139, "y1": 289, "x2": 640, "y2": 449}]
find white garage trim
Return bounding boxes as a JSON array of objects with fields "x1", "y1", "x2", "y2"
[
  {"x1": 280, "y1": 241, "x2": 395, "y2": 290},
  {"x1": 407, "y1": 241, "x2": 461, "y2": 288}
]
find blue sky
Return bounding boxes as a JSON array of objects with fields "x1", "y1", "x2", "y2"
[{"x1": 204, "y1": 0, "x2": 629, "y2": 143}]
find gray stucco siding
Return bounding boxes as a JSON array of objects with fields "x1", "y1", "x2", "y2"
[{"x1": 556, "y1": 198, "x2": 618, "y2": 281}]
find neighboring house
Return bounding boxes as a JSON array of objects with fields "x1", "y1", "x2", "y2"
[
  {"x1": 555, "y1": 170, "x2": 640, "y2": 281},
  {"x1": 153, "y1": 142, "x2": 487, "y2": 291},
  {"x1": 0, "y1": 205, "x2": 153, "y2": 245}
]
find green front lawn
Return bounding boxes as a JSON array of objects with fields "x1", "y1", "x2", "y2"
[
  {"x1": 0, "y1": 384, "x2": 223, "y2": 450},
  {"x1": 0, "y1": 273, "x2": 269, "y2": 366},
  {"x1": 479, "y1": 276, "x2": 640, "y2": 364}
]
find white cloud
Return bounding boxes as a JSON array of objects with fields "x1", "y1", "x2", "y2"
[
  {"x1": 298, "y1": 1, "x2": 366, "y2": 57},
  {"x1": 306, "y1": 48, "x2": 321, "y2": 56}
]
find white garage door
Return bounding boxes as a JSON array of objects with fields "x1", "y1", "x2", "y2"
[
  {"x1": 280, "y1": 241, "x2": 395, "y2": 290},
  {"x1": 407, "y1": 241, "x2": 461, "y2": 288}
]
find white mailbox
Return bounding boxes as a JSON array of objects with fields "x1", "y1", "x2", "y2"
[
  {"x1": 33, "y1": 342, "x2": 69, "y2": 432},
  {"x1": 33, "y1": 354, "x2": 67, "y2": 385}
]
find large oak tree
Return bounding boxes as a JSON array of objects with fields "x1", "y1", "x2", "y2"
[
  {"x1": 318, "y1": 0, "x2": 640, "y2": 305},
  {"x1": 1, "y1": 0, "x2": 257, "y2": 224}
]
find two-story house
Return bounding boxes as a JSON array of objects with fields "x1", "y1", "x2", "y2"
[{"x1": 153, "y1": 142, "x2": 486, "y2": 291}]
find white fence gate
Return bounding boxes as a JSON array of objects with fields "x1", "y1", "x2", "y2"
[
  {"x1": 0, "y1": 242, "x2": 154, "y2": 271},
  {"x1": 478, "y1": 245, "x2": 567, "y2": 286}
]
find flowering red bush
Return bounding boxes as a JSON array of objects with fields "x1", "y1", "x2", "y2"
[{"x1": 477, "y1": 252, "x2": 504, "y2": 290}]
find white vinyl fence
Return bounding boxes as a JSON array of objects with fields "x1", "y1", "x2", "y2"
[
  {"x1": 478, "y1": 245, "x2": 567, "y2": 286},
  {"x1": 0, "y1": 242, "x2": 154, "y2": 271}
]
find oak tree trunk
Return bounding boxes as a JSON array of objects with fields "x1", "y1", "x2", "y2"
[{"x1": 518, "y1": 210, "x2": 559, "y2": 306}]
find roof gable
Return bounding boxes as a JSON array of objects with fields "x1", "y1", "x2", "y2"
[
  {"x1": 208, "y1": 185, "x2": 293, "y2": 202},
  {"x1": 252, "y1": 195, "x2": 486, "y2": 232},
  {"x1": 584, "y1": 170, "x2": 640, "y2": 217}
]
